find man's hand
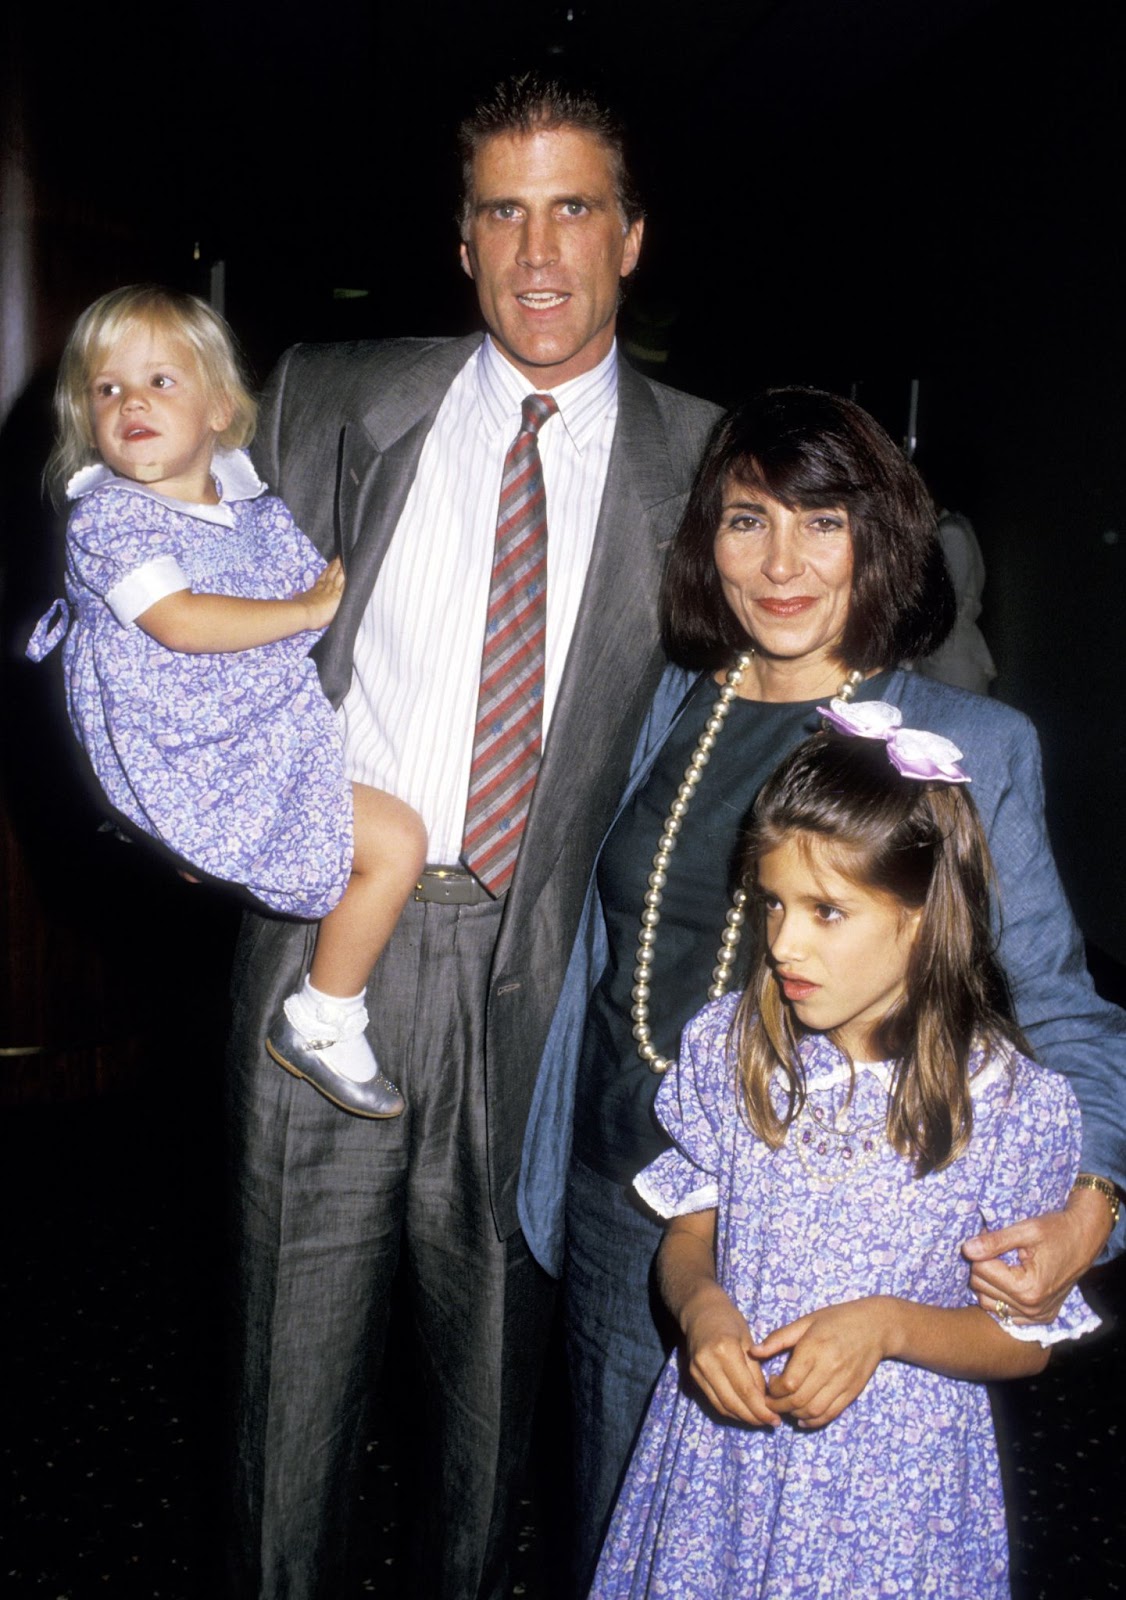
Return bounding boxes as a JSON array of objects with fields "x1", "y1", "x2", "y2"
[{"x1": 962, "y1": 1186, "x2": 1112, "y2": 1322}]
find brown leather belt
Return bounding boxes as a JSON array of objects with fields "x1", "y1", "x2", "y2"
[{"x1": 413, "y1": 865, "x2": 498, "y2": 906}]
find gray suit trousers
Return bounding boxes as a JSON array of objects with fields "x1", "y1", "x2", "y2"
[{"x1": 225, "y1": 897, "x2": 556, "y2": 1599}]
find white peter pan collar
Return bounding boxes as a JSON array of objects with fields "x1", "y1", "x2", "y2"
[
  {"x1": 797, "y1": 1037, "x2": 1013, "y2": 1101},
  {"x1": 66, "y1": 448, "x2": 267, "y2": 528}
]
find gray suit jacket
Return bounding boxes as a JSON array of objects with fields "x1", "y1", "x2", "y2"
[{"x1": 247, "y1": 333, "x2": 722, "y2": 1239}]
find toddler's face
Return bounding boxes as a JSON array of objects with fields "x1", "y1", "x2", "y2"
[
  {"x1": 89, "y1": 323, "x2": 231, "y2": 504},
  {"x1": 757, "y1": 832, "x2": 921, "y2": 1060}
]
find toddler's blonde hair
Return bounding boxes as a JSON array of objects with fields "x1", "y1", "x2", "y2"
[{"x1": 49, "y1": 285, "x2": 257, "y2": 492}]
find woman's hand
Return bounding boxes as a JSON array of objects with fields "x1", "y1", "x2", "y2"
[
  {"x1": 299, "y1": 557, "x2": 345, "y2": 630},
  {"x1": 962, "y1": 1187, "x2": 1112, "y2": 1322},
  {"x1": 751, "y1": 1296, "x2": 896, "y2": 1428},
  {"x1": 681, "y1": 1285, "x2": 777, "y2": 1428}
]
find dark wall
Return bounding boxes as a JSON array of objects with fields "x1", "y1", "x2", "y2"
[{"x1": 3, "y1": 0, "x2": 1123, "y2": 965}]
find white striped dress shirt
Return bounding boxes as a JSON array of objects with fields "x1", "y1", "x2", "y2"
[{"x1": 339, "y1": 337, "x2": 619, "y2": 862}]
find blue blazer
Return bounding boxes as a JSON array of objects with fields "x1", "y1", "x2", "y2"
[{"x1": 518, "y1": 666, "x2": 1126, "y2": 1275}]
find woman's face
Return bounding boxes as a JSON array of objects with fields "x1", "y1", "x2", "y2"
[{"x1": 713, "y1": 479, "x2": 854, "y2": 669}]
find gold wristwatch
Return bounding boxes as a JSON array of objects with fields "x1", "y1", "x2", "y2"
[{"x1": 1071, "y1": 1172, "x2": 1121, "y2": 1231}]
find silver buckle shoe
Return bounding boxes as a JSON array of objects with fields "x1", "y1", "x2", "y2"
[{"x1": 265, "y1": 1009, "x2": 405, "y2": 1119}]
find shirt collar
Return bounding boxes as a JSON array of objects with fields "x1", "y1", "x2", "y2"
[
  {"x1": 795, "y1": 1031, "x2": 1010, "y2": 1099},
  {"x1": 474, "y1": 336, "x2": 619, "y2": 454},
  {"x1": 65, "y1": 448, "x2": 267, "y2": 526}
]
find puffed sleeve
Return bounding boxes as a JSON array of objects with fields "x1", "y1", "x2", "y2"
[
  {"x1": 900, "y1": 679, "x2": 1126, "y2": 1260},
  {"x1": 968, "y1": 1050, "x2": 1101, "y2": 1346},
  {"x1": 66, "y1": 491, "x2": 189, "y2": 621},
  {"x1": 632, "y1": 995, "x2": 740, "y2": 1219}
]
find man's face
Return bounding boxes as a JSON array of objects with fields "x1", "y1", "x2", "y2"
[{"x1": 459, "y1": 126, "x2": 643, "y2": 388}]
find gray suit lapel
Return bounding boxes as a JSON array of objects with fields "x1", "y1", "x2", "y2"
[{"x1": 316, "y1": 335, "x2": 483, "y2": 705}]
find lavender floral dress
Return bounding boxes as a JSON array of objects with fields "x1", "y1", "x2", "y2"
[
  {"x1": 590, "y1": 994, "x2": 1098, "y2": 1599},
  {"x1": 27, "y1": 450, "x2": 352, "y2": 919}
]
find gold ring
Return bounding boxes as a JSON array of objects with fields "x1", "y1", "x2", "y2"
[{"x1": 993, "y1": 1298, "x2": 1013, "y2": 1325}]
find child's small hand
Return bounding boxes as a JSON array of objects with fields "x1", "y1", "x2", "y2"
[
  {"x1": 300, "y1": 558, "x2": 345, "y2": 629},
  {"x1": 682, "y1": 1289, "x2": 777, "y2": 1428},
  {"x1": 751, "y1": 1296, "x2": 896, "y2": 1429}
]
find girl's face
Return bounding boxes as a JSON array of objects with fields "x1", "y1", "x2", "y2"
[
  {"x1": 89, "y1": 323, "x2": 232, "y2": 504},
  {"x1": 757, "y1": 832, "x2": 921, "y2": 1060}
]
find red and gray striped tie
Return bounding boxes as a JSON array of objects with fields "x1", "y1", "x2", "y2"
[{"x1": 461, "y1": 392, "x2": 558, "y2": 896}]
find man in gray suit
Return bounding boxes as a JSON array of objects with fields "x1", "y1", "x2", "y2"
[{"x1": 225, "y1": 74, "x2": 721, "y2": 1598}]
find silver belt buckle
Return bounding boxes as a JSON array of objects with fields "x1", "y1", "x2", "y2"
[{"x1": 414, "y1": 866, "x2": 492, "y2": 905}]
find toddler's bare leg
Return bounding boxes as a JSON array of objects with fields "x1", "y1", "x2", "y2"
[
  {"x1": 265, "y1": 786, "x2": 427, "y2": 1118},
  {"x1": 310, "y1": 784, "x2": 428, "y2": 998}
]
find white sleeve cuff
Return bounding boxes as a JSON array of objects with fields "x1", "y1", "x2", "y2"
[
  {"x1": 632, "y1": 1171, "x2": 720, "y2": 1220},
  {"x1": 990, "y1": 1297, "x2": 1102, "y2": 1347},
  {"x1": 106, "y1": 555, "x2": 191, "y2": 625}
]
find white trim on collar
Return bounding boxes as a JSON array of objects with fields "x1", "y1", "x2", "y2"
[
  {"x1": 65, "y1": 448, "x2": 267, "y2": 526},
  {"x1": 798, "y1": 1037, "x2": 1013, "y2": 1101}
]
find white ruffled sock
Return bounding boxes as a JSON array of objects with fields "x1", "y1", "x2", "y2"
[{"x1": 282, "y1": 978, "x2": 378, "y2": 1083}]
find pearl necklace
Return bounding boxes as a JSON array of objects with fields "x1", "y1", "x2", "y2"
[{"x1": 631, "y1": 655, "x2": 865, "y2": 1074}]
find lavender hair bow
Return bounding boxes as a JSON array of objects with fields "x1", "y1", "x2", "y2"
[{"x1": 816, "y1": 698, "x2": 971, "y2": 784}]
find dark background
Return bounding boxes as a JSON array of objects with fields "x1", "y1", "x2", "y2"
[
  {"x1": 1, "y1": 3, "x2": 1124, "y2": 1594},
  {"x1": 4, "y1": 0, "x2": 1123, "y2": 977}
]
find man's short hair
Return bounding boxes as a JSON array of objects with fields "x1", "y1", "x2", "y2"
[{"x1": 457, "y1": 71, "x2": 644, "y2": 237}]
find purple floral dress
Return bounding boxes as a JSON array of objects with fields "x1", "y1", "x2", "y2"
[
  {"x1": 590, "y1": 994, "x2": 1099, "y2": 1599},
  {"x1": 27, "y1": 450, "x2": 352, "y2": 920}
]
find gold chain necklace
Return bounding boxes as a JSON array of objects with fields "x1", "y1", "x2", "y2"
[{"x1": 631, "y1": 655, "x2": 864, "y2": 1074}]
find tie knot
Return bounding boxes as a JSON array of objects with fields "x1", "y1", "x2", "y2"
[{"x1": 520, "y1": 393, "x2": 558, "y2": 436}]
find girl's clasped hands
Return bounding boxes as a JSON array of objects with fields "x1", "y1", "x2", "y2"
[{"x1": 679, "y1": 1250, "x2": 901, "y2": 1431}]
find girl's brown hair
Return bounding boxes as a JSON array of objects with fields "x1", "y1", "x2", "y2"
[
  {"x1": 49, "y1": 285, "x2": 257, "y2": 493},
  {"x1": 732, "y1": 731, "x2": 1027, "y2": 1176}
]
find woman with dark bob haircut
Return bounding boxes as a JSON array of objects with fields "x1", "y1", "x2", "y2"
[
  {"x1": 518, "y1": 386, "x2": 1126, "y2": 1593},
  {"x1": 662, "y1": 387, "x2": 953, "y2": 673}
]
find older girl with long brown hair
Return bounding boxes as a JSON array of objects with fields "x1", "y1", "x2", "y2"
[{"x1": 591, "y1": 712, "x2": 1098, "y2": 1597}]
